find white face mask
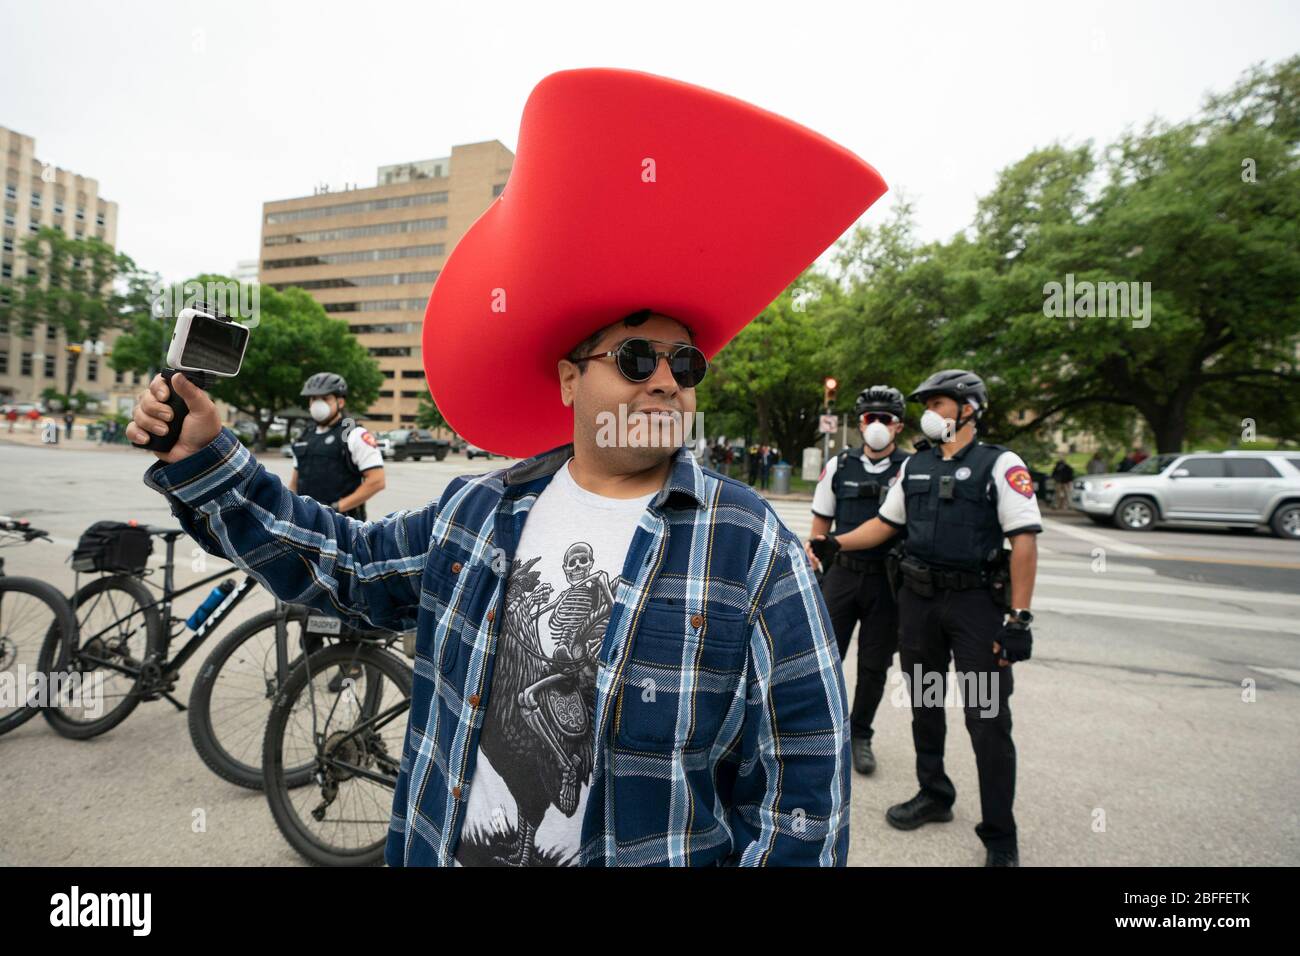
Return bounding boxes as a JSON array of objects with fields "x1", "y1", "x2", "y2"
[
  {"x1": 863, "y1": 420, "x2": 893, "y2": 451},
  {"x1": 309, "y1": 399, "x2": 334, "y2": 423},
  {"x1": 920, "y1": 409, "x2": 955, "y2": 442}
]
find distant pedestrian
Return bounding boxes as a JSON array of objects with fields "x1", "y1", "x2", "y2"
[
  {"x1": 759, "y1": 444, "x2": 772, "y2": 490},
  {"x1": 5, "y1": 408, "x2": 16, "y2": 432},
  {"x1": 26, "y1": 407, "x2": 40, "y2": 431},
  {"x1": 63, "y1": 411, "x2": 75, "y2": 439},
  {"x1": 1050, "y1": 459, "x2": 1075, "y2": 509},
  {"x1": 747, "y1": 443, "x2": 760, "y2": 484},
  {"x1": 1086, "y1": 452, "x2": 1107, "y2": 475}
]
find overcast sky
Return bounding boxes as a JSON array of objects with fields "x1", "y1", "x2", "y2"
[{"x1": 4, "y1": 0, "x2": 1297, "y2": 284}]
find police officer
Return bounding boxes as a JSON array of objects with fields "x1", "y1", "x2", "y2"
[
  {"x1": 290, "y1": 372, "x2": 386, "y2": 520},
  {"x1": 810, "y1": 370, "x2": 1040, "y2": 867},
  {"x1": 804, "y1": 385, "x2": 909, "y2": 776}
]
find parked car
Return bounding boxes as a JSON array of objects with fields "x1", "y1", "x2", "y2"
[
  {"x1": 465, "y1": 444, "x2": 496, "y2": 460},
  {"x1": 386, "y1": 428, "x2": 449, "y2": 462},
  {"x1": 1070, "y1": 451, "x2": 1300, "y2": 538},
  {"x1": 375, "y1": 432, "x2": 395, "y2": 460}
]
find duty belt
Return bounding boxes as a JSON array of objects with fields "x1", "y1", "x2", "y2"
[{"x1": 835, "y1": 552, "x2": 889, "y2": 575}]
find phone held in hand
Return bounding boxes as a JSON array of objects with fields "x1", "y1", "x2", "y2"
[
  {"x1": 167, "y1": 307, "x2": 251, "y2": 378},
  {"x1": 136, "y1": 307, "x2": 251, "y2": 454}
]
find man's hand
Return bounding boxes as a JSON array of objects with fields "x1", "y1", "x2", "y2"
[
  {"x1": 808, "y1": 534, "x2": 841, "y2": 572},
  {"x1": 126, "y1": 372, "x2": 223, "y2": 463},
  {"x1": 992, "y1": 623, "x2": 1032, "y2": 667}
]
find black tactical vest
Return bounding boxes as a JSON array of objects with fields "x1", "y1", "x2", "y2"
[
  {"x1": 293, "y1": 417, "x2": 363, "y2": 510},
  {"x1": 832, "y1": 447, "x2": 909, "y2": 557},
  {"x1": 901, "y1": 441, "x2": 1007, "y2": 572}
]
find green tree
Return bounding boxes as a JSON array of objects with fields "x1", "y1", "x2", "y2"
[{"x1": 0, "y1": 228, "x2": 156, "y2": 398}]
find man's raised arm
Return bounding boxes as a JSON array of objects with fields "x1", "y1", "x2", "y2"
[{"x1": 131, "y1": 372, "x2": 437, "y2": 632}]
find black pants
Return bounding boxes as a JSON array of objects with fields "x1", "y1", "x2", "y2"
[
  {"x1": 820, "y1": 562, "x2": 899, "y2": 741},
  {"x1": 898, "y1": 584, "x2": 1017, "y2": 852}
]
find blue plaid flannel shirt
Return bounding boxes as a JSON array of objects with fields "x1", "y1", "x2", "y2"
[{"x1": 143, "y1": 427, "x2": 850, "y2": 866}]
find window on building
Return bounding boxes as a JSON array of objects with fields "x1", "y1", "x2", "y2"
[
  {"x1": 44, "y1": 353, "x2": 56, "y2": 376},
  {"x1": 0, "y1": 351, "x2": 7, "y2": 374},
  {"x1": 54, "y1": 201, "x2": 64, "y2": 215},
  {"x1": 75, "y1": 207, "x2": 85, "y2": 221},
  {"x1": 21, "y1": 352, "x2": 33, "y2": 375},
  {"x1": 30, "y1": 192, "x2": 41, "y2": 208},
  {"x1": 492, "y1": 183, "x2": 506, "y2": 197},
  {"x1": 1, "y1": 262, "x2": 11, "y2": 278},
  {"x1": 3, "y1": 211, "x2": 14, "y2": 227},
  {"x1": 2, "y1": 237, "x2": 11, "y2": 253},
  {"x1": 399, "y1": 414, "x2": 416, "y2": 423},
  {"x1": 46, "y1": 323, "x2": 57, "y2": 341},
  {"x1": 27, "y1": 223, "x2": 38, "y2": 235},
  {"x1": 3, "y1": 184, "x2": 15, "y2": 201},
  {"x1": 378, "y1": 389, "x2": 393, "y2": 398},
  {"x1": 95, "y1": 213, "x2": 105, "y2": 227},
  {"x1": 115, "y1": 369, "x2": 124, "y2": 384},
  {"x1": 87, "y1": 355, "x2": 98, "y2": 381}
]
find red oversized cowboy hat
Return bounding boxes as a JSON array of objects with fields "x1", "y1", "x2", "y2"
[{"x1": 423, "y1": 67, "x2": 887, "y2": 458}]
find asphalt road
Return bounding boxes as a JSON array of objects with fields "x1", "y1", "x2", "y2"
[{"x1": 1, "y1": 435, "x2": 1297, "y2": 866}]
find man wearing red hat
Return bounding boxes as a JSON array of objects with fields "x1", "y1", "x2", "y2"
[{"x1": 132, "y1": 68, "x2": 888, "y2": 866}]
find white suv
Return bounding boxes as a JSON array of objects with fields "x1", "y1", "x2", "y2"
[{"x1": 1070, "y1": 451, "x2": 1300, "y2": 538}]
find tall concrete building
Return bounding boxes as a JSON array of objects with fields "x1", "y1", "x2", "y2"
[
  {"x1": 0, "y1": 125, "x2": 139, "y2": 413},
  {"x1": 259, "y1": 140, "x2": 514, "y2": 432}
]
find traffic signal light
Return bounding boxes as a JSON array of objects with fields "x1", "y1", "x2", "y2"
[{"x1": 823, "y1": 376, "x2": 837, "y2": 408}]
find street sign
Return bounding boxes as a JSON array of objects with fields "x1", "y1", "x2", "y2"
[{"x1": 819, "y1": 414, "x2": 837, "y2": 434}]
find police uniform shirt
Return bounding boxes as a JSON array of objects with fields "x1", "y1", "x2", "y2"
[
  {"x1": 810, "y1": 448, "x2": 900, "y2": 520},
  {"x1": 877, "y1": 447, "x2": 1043, "y2": 536},
  {"x1": 290, "y1": 422, "x2": 385, "y2": 474}
]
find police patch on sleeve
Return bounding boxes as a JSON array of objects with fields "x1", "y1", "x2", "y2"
[
  {"x1": 360, "y1": 431, "x2": 378, "y2": 448},
  {"x1": 1005, "y1": 465, "x2": 1034, "y2": 498}
]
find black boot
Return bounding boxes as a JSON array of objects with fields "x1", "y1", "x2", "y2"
[
  {"x1": 851, "y1": 737, "x2": 876, "y2": 775},
  {"x1": 985, "y1": 847, "x2": 1019, "y2": 867},
  {"x1": 885, "y1": 791, "x2": 954, "y2": 830}
]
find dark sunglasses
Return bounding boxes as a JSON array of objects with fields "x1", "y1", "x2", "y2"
[
  {"x1": 571, "y1": 337, "x2": 709, "y2": 389},
  {"x1": 860, "y1": 411, "x2": 898, "y2": 425}
]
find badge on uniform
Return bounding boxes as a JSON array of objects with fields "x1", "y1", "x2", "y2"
[
  {"x1": 324, "y1": 435, "x2": 336, "y2": 445},
  {"x1": 955, "y1": 466, "x2": 971, "y2": 480},
  {"x1": 1005, "y1": 465, "x2": 1035, "y2": 498}
]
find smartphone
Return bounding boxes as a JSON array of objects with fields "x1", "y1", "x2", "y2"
[{"x1": 167, "y1": 307, "x2": 250, "y2": 377}]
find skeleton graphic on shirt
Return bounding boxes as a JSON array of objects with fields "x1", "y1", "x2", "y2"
[{"x1": 517, "y1": 542, "x2": 618, "y2": 776}]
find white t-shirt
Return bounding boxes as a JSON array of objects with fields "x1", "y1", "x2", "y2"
[
  {"x1": 878, "y1": 447, "x2": 1043, "y2": 534},
  {"x1": 454, "y1": 458, "x2": 658, "y2": 867},
  {"x1": 811, "y1": 448, "x2": 903, "y2": 519},
  {"x1": 289, "y1": 421, "x2": 384, "y2": 472}
]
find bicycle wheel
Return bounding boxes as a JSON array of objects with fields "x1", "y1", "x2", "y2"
[
  {"x1": 263, "y1": 642, "x2": 412, "y2": 866},
  {"x1": 0, "y1": 577, "x2": 78, "y2": 736},
  {"x1": 39, "y1": 574, "x2": 164, "y2": 739},
  {"x1": 187, "y1": 606, "x2": 328, "y2": 789}
]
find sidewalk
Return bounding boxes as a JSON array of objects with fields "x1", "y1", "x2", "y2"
[{"x1": 0, "y1": 427, "x2": 137, "y2": 453}]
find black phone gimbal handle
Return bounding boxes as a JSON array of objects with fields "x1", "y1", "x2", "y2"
[{"x1": 132, "y1": 368, "x2": 212, "y2": 453}]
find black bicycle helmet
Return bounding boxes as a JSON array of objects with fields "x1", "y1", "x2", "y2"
[
  {"x1": 853, "y1": 385, "x2": 905, "y2": 419},
  {"x1": 908, "y1": 369, "x2": 987, "y2": 414},
  {"x1": 301, "y1": 372, "x2": 349, "y2": 398}
]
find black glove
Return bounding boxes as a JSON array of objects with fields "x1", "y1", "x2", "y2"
[
  {"x1": 810, "y1": 534, "x2": 841, "y2": 570},
  {"x1": 996, "y1": 623, "x2": 1032, "y2": 663}
]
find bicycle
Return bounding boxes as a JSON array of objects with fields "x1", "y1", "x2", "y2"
[
  {"x1": 0, "y1": 517, "x2": 78, "y2": 736},
  {"x1": 262, "y1": 636, "x2": 413, "y2": 866},
  {"x1": 38, "y1": 522, "x2": 404, "y2": 791}
]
